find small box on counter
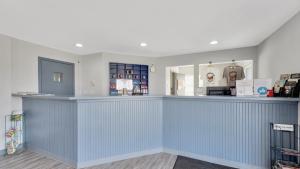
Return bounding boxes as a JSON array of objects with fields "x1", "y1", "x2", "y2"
[{"x1": 254, "y1": 79, "x2": 272, "y2": 96}]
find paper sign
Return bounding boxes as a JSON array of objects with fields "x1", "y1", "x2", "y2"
[
  {"x1": 236, "y1": 80, "x2": 253, "y2": 96},
  {"x1": 254, "y1": 79, "x2": 272, "y2": 96},
  {"x1": 273, "y1": 124, "x2": 294, "y2": 132}
]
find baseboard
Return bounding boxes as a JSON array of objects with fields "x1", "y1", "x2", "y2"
[
  {"x1": 77, "y1": 148, "x2": 163, "y2": 168},
  {"x1": 163, "y1": 148, "x2": 267, "y2": 169}
]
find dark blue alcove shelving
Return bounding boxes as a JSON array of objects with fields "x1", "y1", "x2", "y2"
[{"x1": 109, "y1": 62, "x2": 149, "y2": 96}]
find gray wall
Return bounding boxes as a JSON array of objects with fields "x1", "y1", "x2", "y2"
[
  {"x1": 78, "y1": 53, "x2": 104, "y2": 96},
  {"x1": 78, "y1": 52, "x2": 161, "y2": 96},
  {"x1": 11, "y1": 38, "x2": 79, "y2": 95},
  {"x1": 78, "y1": 47, "x2": 257, "y2": 96},
  {"x1": 0, "y1": 33, "x2": 79, "y2": 151},
  {"x1": 156, "y1": 47, "x2": 258, "y2": 95},
  {"x1": 0, "y1": 34, "x2": 12, "y2": 151},
  {"x1": 258, "y1": 12, "x2": 300, "y2": 80},
  {"x1": 11, "y1": 38, "x2": 79, "y2": 110}
]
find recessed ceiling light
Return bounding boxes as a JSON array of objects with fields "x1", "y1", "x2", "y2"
[
  {"x1": 140, "y1": 42, "x2": 147, "y2": 47},
  {"x1": 75, "y1": 43, "x2": 83, "y2": 48},
  {"x1": 210, "y1": 41, "x2": 219, "y2": 45}
]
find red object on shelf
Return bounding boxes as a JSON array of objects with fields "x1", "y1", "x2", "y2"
[{"x1": 267, "y1": 90, "x2": 274, "y2": 97}]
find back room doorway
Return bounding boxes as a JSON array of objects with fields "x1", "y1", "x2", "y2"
[{"x1": 38, "y1": 57, "x2": 75, "y2": 96}]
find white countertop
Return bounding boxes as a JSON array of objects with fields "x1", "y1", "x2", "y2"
[
  {"x1": 12, "y1": 93, "x2": 300, "y2": 102},
  {"x1": 163, "y1": 95, "x2": 300, "y2": 102}
]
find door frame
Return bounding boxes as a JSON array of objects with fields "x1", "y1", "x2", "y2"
[{"x1": 38, "y1": 57, "x2": 75, "y2": 95}]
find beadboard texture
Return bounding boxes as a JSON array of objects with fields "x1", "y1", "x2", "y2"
[
  {"x1": 77, "y1": 98, "x2": 163, "y2": 164},
  {"x1": 23, "y1": 98, "x2": 78, "y2": 165},
  {"x1": 163, "y1": 98, "x2": 298, "y2": 169},
  {"x1": 22, "y1": 96, "x2": 299, "y2": 169}
]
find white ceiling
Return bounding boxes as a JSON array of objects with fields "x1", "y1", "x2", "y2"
[{"x1": 0, "y1": 0, "x2": 300, "y2": 57}]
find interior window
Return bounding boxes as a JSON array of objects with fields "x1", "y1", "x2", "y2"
[
  {"x1": 197, "y1": 60, "x2": 253, "y2": 95},
  {"x1": 199, "y1": 60, "x2": 253, "y2": 87},
  {"x1": 166, "y1": 65, "x2": 194, "y2": 96}
]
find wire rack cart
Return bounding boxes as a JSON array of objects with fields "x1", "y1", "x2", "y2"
[
  {"x1": 270, "y1": 123, "x2": 300, "y2": 169},
  {"x1": 4, "y1": 113, "x2": 25, "y2": 156}
]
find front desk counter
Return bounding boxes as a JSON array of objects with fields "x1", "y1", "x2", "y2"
[{"x1": 21, "y1": 95, "x2": 299, "y2": 169}]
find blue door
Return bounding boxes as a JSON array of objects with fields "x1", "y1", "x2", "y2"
[{"x1": 38, "y1": 57, "x2": 75, "y2": 96}]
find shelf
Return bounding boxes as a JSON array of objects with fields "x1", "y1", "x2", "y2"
[
  {"x1": 273, "y1": 160, "x2": 300, "y2": 169},
  {"x1": 5, "y1": 113, "x2": 25, "y2": 155},
  {"x1": 272, "y1": 147, "x2": 300, "y2": 157},
  {"x1": 109, "y1": 62, "x2": 149, "y2": 96}
]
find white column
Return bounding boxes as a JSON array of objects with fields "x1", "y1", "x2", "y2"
[{"x1": 194, "y1": 64, "x2": 199, "y2": 96}]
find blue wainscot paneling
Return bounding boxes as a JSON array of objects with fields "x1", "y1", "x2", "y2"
[
  {"x1": 22, "y1": 95, "x2": 299, "y2": 169},
  {"x1": 23, "y1": 96, "x2": 163, "y2": 168},
  {"x1": 163, "y1": 97, "x2": 298, "y2": 169},
  {"x1": 76, "y1": 98, "x2": 163, "y2": 167},
  {"x1": 23, "y1": 98, "x2": 78, "y2": 165}
]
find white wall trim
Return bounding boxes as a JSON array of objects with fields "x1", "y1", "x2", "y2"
[
  {"x1": 77, "y1": 148, "x2": 163, "y2": 168},
  {"x1": 163, "y1": 148, "x2": 266, "y2": 169}
]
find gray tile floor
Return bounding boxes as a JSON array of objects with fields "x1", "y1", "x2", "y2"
[
  {"x1": 0, "y1": 151, "x2": 177, "y2": 169},
  {"x1": 173, "y1": 156, "x2": 236, "y2": 169}
]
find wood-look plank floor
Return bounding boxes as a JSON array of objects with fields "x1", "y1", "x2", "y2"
[
  {"x1": 84, "y1": 153, "x2": 177, "y2": 169},
  {"x1": 0, "y1": 151, "x2": 177, "y2": 169},
  {"x1": 0, "y1": 151, "x2": 73, "y2": 169}
]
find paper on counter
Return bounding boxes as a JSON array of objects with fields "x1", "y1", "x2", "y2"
[{"x1": 236, "y1": 80, "x2": 254, "y2": 96}]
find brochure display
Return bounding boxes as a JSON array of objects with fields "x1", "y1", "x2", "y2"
[{"x1": 109, "y1": 62, "x2": 149, "y2": 96}]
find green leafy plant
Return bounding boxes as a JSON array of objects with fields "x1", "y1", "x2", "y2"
[{"x1": 10, "y1": 114, "x2": 22, "y2": 121}]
